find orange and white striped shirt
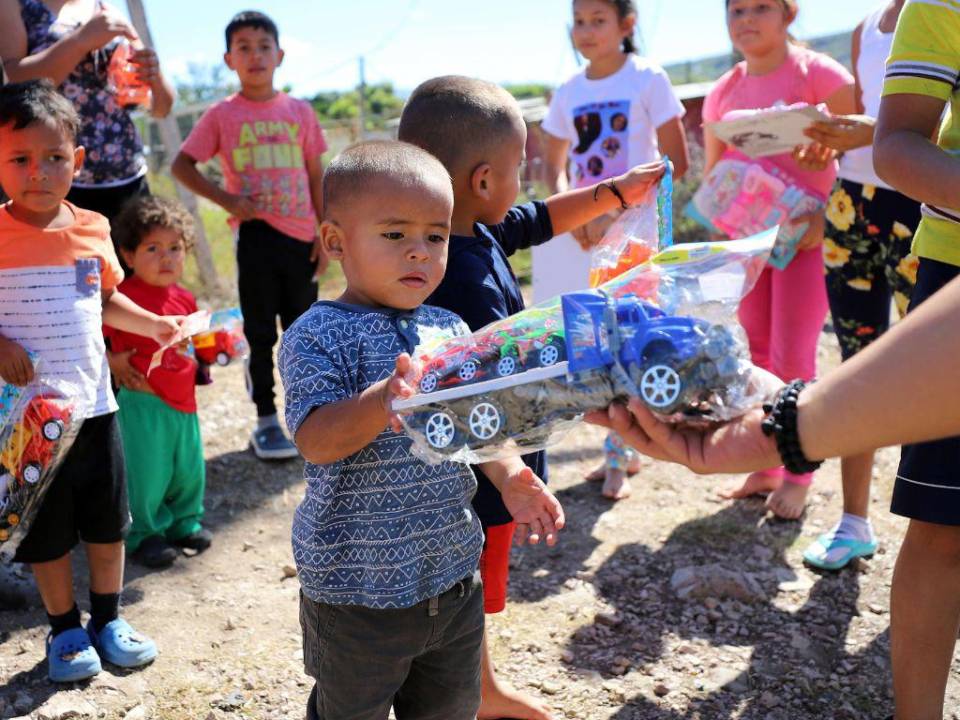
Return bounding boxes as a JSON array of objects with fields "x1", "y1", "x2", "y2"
[{"x1": 0, "y1": 202, "x2": 123, "y2": 417}]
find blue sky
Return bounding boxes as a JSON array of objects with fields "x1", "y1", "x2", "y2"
[{"x1": 128, "y1": 0, "x2": 886, "y2": 96}]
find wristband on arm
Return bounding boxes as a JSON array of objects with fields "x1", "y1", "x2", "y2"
[
  {"x1": 761, "y1": 379, "x2": 823, "y2": 475},
  {"x1": 593, "y1": 178, "x2": 629, "y2": 210}
]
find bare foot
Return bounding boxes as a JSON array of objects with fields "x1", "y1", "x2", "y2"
[
  {"x1": 586, "y1": 458, "x2": 642, "y2": 483},
  {"x1": 766, "y1": 481, "x2": 809, "y2": 520},
  {"x1": 478, "y1": 682, "x2": 554, "y2": 720},
  {"x1": 602, "y1": 467, "x2": 633, "y2": 500},
  {"x1": 718, "y1": 469, "x2": 783, "y2": 500}
]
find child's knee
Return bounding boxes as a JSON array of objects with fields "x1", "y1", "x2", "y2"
[{"x1": 905, "y1": 520, "x2": 960, "y2": 564}]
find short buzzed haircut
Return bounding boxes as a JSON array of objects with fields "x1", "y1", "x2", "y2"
[
  {"x1": 322, "y1": 140, "x2": 452, "y2": 219},
  {"x1": 0, "y1": 79, "x2": 80, "y2": 142},
  {"x1": 398, "y1": 76, "x2": 524, "y2": 177},
  {"x1": 225, "y1": 10, "x2": 279, "y2": 51}
]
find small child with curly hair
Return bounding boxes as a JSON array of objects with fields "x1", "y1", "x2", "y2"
[{"x1": 104, "y1": 196, "x2": 210, "y2": 569}]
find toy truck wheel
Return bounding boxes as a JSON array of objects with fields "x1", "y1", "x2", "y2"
[
  {"x1": 7, "y1": 512, "x2": 19, "y2": 526},
  {"x1": 420, "y1": 372, "x2": 440, "y2": 394},
  {"x1": 537, "y1": 341, "x2": 562, "y2": 368},
  {"x1": 216, "y1": 351, "x2": 231, "y2": 366},
  {"x1": 22, "y1": 462, "x2": 41, "y2": 485},
  {"x1": 42, "y1": 418, "x2": 64, "y2": 442},
  {"x1": 639, "y1": 364, "x2": 683, "y2": 411},
  {"x1": 458, "y1": 359, "x2": 480, "y2": 383},
  {"x1": 424, "y1": 412, "x2": 457, "y2": 449},
  {"x1": 468, "y1": 401, "x2": 503, "y2": 441},
  {"x1": 496, "y1": 355, "x2": 518, "y2": 377}
]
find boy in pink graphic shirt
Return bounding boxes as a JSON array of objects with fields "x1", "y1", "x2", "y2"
[{"x1": 173, "y1": 10, "x2": 326, "y2": 461}]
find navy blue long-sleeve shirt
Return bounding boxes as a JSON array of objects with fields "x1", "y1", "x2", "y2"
[{"x1": 427, "y1": 201, "x2": 555, "y2": 528}]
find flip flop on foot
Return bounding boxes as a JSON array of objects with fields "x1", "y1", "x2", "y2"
[{"x1": 719, "y1": 468, "x2": 783, "y2": 500}]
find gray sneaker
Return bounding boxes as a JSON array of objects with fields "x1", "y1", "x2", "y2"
[{"x1": 251, "y1": 425, "x2": 299, "y2": 460}]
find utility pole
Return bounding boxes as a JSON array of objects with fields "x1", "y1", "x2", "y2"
[
  {"x1": 357, "y1": 56, "x2": 367, "y2": 141},
  {"x1": 125, "y1": 0, "x2": 221, "y2": 294}
]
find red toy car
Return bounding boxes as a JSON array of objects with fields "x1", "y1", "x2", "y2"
[
  {"x1": 193, "y1": 328, "x2": 248, "y2": 367},
  {"x1": 0, "y1": 396, "x2": 71, "y2": 486}
]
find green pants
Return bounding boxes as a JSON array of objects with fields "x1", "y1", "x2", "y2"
[{"x1": 117, "y1": 389, "x2": 205, "y2": 552}]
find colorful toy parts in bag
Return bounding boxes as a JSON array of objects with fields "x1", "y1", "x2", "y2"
[
  {"x1": 589, "y1": 162, "x2": 674, "y2": 287},
  {"x1": 193, "y1": 308, "x2": 248, "y2": 367},
  {"x1": 394, "y1": 229, "x2": 778, "y2": 465},
  {"x1": 0, "y1": 364, "x2": 85, "y2": 562},
  {"x1": 107, "y1": 40, "x2": 152, "y2": 109},
  {"x1": 685, "y1": 157, "x2": 824, "y2": 269}
]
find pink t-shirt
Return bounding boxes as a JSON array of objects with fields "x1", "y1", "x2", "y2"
[
  {"x1": 703, "y1": 45, "x2": 853, "y2": 197},
  {"x1": 181, "y1": 92, "x2": 327, "y2": 242}
]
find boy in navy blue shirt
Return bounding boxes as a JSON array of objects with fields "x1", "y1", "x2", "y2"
[{"x1": 399, "y1": 75, "x2": 665, "y2": 720}]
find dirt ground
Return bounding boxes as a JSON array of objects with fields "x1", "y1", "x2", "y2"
[{"x1": 1, "y1": 329, "x2": 959, "y2": 720}]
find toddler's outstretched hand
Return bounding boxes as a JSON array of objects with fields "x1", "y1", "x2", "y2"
[
  {"x1": 616, "y1": 160, "x2": 667, "y2": 205},
  {"x1": 386, "y1": 353, "x2": 421, "y2": 430},
  {"x1": 502, "y1": 466, "x2": 565, "y2": 547}
]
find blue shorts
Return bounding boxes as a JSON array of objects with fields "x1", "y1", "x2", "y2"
[{"x1": 891, "y1": 258, "x2": 960, "y2": 525}]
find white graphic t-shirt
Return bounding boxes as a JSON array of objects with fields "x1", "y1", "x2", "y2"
[{"x1": 542, "y1": 55, "x2": 685, "y2": 187}]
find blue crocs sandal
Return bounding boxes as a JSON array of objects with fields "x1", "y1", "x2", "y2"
[
  {"x1": 46, "y1": 627, "x2": 101, "y2": 682},
  {"x1": 86, "y1": 618, "x2": 157, "y2": 668},
  {"x1": 803, "y1": 532, "x2": 878, "y2": 571}
]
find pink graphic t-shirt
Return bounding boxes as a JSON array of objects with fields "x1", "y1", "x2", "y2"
[
  {"x1": 703, "y1": 45, "x2": 853, "y2": 197},
  {"x1": 181, "y1": 92, "x2": 327, "y2": 242}
]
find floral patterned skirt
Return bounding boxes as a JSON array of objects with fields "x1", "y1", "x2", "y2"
[{"x1": 823, "y1": 179, "x2": 921, "y2": 360}]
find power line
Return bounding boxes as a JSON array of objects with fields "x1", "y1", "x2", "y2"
[{"x1": 302, "y1": 0, "x2": 420, "y2": 83}]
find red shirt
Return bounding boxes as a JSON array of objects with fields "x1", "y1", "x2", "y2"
[{"x1": 104, "y1": 275, "x2": 198, "y2": 413}]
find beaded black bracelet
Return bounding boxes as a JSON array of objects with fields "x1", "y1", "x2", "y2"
[
  {"x1": 760, "y1": 379, "x2": 823, "y2": 475},
  {"x1": 593, "y1": 178, "x2": 629, "y2": 210}
]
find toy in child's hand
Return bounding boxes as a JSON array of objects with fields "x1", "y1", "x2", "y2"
[
  {"x1": 685, "y1": 157, "x2": 825, "y2": 269},
  {"x1": 589, "y1": 160, "x2": 673, "y2": 287},
  {"x1": 0, "y1": 362, "x2": 84, "y2": 561},
  {"x1": 192, "y1": 308, "x2": 248, "y2": 367},
  {"x1": 395, "y1": 232, "x2": 776, "y2": 465}
]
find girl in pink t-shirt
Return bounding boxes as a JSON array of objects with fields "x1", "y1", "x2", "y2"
[{"x1": 703, "y1": 0, "x2": 855, "y2": 519}]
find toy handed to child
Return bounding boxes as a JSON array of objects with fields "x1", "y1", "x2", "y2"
[{"x1": 393, "y1": 230, "x2": 778, "y2": 465}]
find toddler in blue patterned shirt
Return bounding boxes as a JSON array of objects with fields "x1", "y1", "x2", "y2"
[{"x1": 278, "y1": 140, "x2": 565, "y2": 720}]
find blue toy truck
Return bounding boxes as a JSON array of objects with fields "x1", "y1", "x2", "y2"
[{"x1": 395, "y1": 290, "x2": 742, "y2": 458}]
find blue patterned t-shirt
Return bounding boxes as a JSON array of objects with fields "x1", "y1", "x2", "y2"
[{"x1": 279, "y1": 301, "x2": 484, "y2": 608}]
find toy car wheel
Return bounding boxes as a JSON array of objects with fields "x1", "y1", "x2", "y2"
[
  {"x1": 424, "y1": 412, "x2": 457, "y2": 449},
  {"x1": 639, "y1": 363, "x2": 683, "y2": 411},
  {"x1": 537, "y1": 341, "x2": 562, "y2": 368},
  {"x1": 419, "y1": 372, "x2": 440, "y2": 394},
  {"x1": 216, "y1": 351, "x2": 231, "y2": 367},
  {"x1": 458, "y1": 359, "x2": 480, "y2": 383},
  {"x1": 496, "y1": 355, "x2": 518, "y2": 377},
  {"x1": 7, "y1": 512, "x2": 19, "y2": 526},
  {"x1": 22, "y1": 462, "x2": 41, "y2": 485},
  {"x1": 0, "y1": 529, "x2": 8, "y2": 541},
  {"x1": 42, "y1": 418, "x2": 63, "y2": 442},
  {"x1": 468, "y1": 401, "x2": 503, "y2": 441}
]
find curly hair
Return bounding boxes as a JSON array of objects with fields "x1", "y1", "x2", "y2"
[{"x1": 112, "y1": 196, "x2": 196, "y2": 254}]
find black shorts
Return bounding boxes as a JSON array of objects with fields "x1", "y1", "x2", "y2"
[
  {"x1": 891, "y1": 258, "x2": 960, "y2": 525},
  {"x1": 14, "y1": 412, "x2": 129, "y2": 564}
]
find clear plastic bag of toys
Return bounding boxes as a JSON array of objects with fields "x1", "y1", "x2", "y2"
[
  {"x1": 0, "y1": 362, "x2": 87, "y2": 562},
  {"x1": 685, "y1": 157, "x2": 824, "y2": 269},
  {"x1": 394, "y1": 229, "x2": 779, "y2": 465},
  {"x1": 192, "y1": 307, "x2": 248, "y2": 368},
  {"x1": 589, "y1": 162, "x2": 674, "y2": 287}
]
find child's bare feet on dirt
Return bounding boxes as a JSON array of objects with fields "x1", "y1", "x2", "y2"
[
  {"x1": 602, "y1": 467, "x2": 633, "y2": 500},
  {"x1": 586, "y1": 456, "x2": 642, "y2": 483},
  {"x1": 719, "y1": 468, "x2": 783, "y2": 500},
  {"x1": 766, "y1": 480, "x2": 809, "y2": 520},
  {"x1": 478, "y1": 682, "x2": 554, "y2": 720}
]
